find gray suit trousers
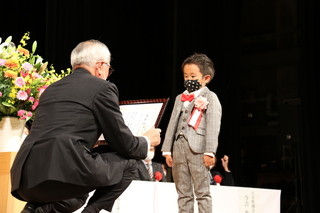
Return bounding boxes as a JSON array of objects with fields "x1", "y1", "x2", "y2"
[{"x1": 172, "y1": 137, "x2": 212, "y2": 213}]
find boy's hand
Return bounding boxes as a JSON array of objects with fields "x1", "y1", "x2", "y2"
[
  {"x1": 203, "y1": 155, "x2": 216, "y2": 168},
  {"x1": 165, "y1": 155, "x2": 174, "y2": 167}
]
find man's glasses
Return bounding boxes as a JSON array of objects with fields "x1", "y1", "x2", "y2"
[{"x1": 102, "y1": 62, "x2": 115, "y2": 77}]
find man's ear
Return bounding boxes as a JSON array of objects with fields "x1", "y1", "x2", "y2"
[
  {"x1": 94, "y1": 64, "x2": 102, "y2": 77},
  {"x1": 96, "y1": 69, "x2": 101, "y2": 77}
]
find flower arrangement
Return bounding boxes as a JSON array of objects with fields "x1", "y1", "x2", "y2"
[
  {"x1": 0, "y1": 32, "x2": 71, "y2": 121},
  {"x1": 154, "y1": 171, "x2": 163, "y2": 182}
]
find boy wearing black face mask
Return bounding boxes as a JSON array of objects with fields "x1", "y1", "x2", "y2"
[{"x1": 161, "y1": 53, "x2": 222, "y2": 213}]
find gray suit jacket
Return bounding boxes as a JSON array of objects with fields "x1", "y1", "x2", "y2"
[{"x1": 161, "y1": 87, "x2": 222, "y2": 154}]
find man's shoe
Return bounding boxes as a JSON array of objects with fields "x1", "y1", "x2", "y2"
[
  {"x1": 21, "y1": 203, "x2": 36, "y2": 213},
  {"x1": 21, "y1": 203, "x2": 45, "y2": 213}
]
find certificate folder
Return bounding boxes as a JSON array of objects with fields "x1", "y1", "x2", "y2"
[{"x1": 98, "y1": 98, "x2": 169, "y2": 144}]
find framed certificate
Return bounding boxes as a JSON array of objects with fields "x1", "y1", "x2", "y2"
[
  {"x1": 118, "y1": 98, "x2": 169, "y2": 135},
  {"x1": 98, "y1": 98, "x2": 169, "y2": 142}
]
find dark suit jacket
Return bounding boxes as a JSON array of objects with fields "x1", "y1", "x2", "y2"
[
  {"x1": 135, "y1": 160, "x2": 167, "y2": 182},
  {"x1": 10, "y1": 68, "x2": 148, "y2": 200},
  {"x1": 210, "y1": 170, "x2": 234, "y2": 186}
]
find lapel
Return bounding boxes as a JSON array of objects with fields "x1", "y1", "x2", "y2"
[
  {"x1": 198, "y1": 87, "x2": 209, "y2": 98},
  {"x1": 138, "y1": 161, "x2": 152, "y2": 180},
  {"x1": 152, "y1": 163, "x2": 159, "y2": 173},
  {"x1": 176, "y1": 95, "x2": 184, "y2": 114}
]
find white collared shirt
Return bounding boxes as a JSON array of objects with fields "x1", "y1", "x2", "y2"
[{"x1": 182, "y1": 87, "x2": 205, "y2": 107}]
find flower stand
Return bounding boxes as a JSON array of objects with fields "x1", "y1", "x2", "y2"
[
  {"x1": 0, "y1": 116, "x2": 26, "y2": 153},
  {"x1": 0, "y1": 117, "x2": 27, "y2": 212},
  {"x1": 0, "y1": 152, "x2": 26, "y2": 213}
]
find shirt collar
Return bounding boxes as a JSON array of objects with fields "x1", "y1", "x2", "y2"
[{"x1": 183, "y1": 87, "x2": 206, "y2": 98}]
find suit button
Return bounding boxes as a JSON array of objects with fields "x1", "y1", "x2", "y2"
[
  {"x1": 185, "y1": 110, "x2": 188, "y2": 113},
  {"x1": 183, "y1": 119, "x2": 186, "y2": 122},
  {"x1": 182, "y1": 127, "x2": 185, "y2": 130}
]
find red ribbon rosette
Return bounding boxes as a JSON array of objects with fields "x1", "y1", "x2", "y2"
[
  {"x1": 154, "y1": 171, "x2": 163, "y2": 182},
  {"x1": 188, "y1": 96, "x2": 209, "y2": 130},
  {"x1": 213, "y1": 174, "x2": 222, "y2": 185}
]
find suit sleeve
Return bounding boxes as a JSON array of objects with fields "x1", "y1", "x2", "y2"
[
  {"x1": 205, "y1": 92, "x2": 222, "y2": 153},
  {"x1": 161, "y1": 95, "x2": 181, "y2": 152},
  {"x1": 93, "y1": 82, "x2": 148, "y2": 159},
  {"x1": 222, "y1": 171, "x2": 234, "y2": 186}
]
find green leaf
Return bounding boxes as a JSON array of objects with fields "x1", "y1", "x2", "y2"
[
  {"x1": 32, "y1": 40, "x2": 37, "y2": 53},
  {"x1": 29, "y1": 55, "x2": 36, "y2": 65},
  {"x1": 0, "y1": 102, "x2": 17, "y2": 115},
  {"x1": 2, "y1": 102, "x2": 14, "y2": 108},
  {"x1": 34, "y1": 62, "x2": 41, "y2": 70},
  {"x1": 0, "y1": 104, "x2": 7, "y2": 115}
]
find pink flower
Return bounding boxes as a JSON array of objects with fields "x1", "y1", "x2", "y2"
[
  {"x1": 31, "y1": 100, "x2": 39, "y2": 110},
  {"x1": 194, "y1": 96, "x2": 209, "y2": 110},
  {"x1": 15, "y1": 77, "x2": 25, "y2": 87},
  {"x1": 38, "y1": 85, "x2": 47, "y2": 96},
  {"x1": 17, "y1": 90, "x2": 28, "y2": 100},
  {"x1": 0, "y1": 92, "x2": 2, "y2": 97},
  {"x1": 0, "y1": 59, "x2": 6, "y2": 66},
  {"x1": 33, "y1": 73, "x2": 42, "y2": 78},
  {"x1": 22, "y1": 62, "x2": 33, "y2": 71},
  {"x1": 28, "y1": 97, "x2": 35, "y2": 102},
  {"x1": 19, "y1": 115, "x2": 27, "y2": 120},
  {"x1": 17, "y1": 110, "x2": 26, "y2": 116},
  {"x1": 27, "y1": 111, "x2": 33, "y2": 117}
]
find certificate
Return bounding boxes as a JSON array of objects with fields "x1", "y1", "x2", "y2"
[{"x1": 98, "y1": 98, "x2": 169, "y2": 142}]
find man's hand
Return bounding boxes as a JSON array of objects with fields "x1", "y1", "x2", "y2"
[
  {"x1": 203, "y1": 155, "x2": 216, "y2": 168},
  {"x1": 165, "y1": 155, "x2": 174, "y2": 167},
  {"x1": 143, "y1": 126, "x2": 161, "y2": 147},
  {"x1": 221, "y1": 155, "x2": 230, "y2": 172}
]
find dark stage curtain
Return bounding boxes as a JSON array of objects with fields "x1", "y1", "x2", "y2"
[
  {"x1": 299, "y1": 0, "x2": 320, "y2": 212},
  {"x1": 45, "y1": 0, "x2": 169, "y2": 101},
  {"x1": 7, "y1": 0, "x2": 320, "y2": 211},
  {"x1": 169, "y1": 0, "x2": 243, "y2": 178}
]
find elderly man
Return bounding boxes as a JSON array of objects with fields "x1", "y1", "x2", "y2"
[{"x1": 11, "y1": 40, "x2": 161, "y2": 213}]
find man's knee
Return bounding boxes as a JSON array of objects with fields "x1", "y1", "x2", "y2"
[{"x1": 54, "y1": 194, "x2": 89, "y2": 212}]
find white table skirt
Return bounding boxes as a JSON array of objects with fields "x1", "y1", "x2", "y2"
[{"x1": 74, "y1": 180, "x2": 281, "y2": 213}]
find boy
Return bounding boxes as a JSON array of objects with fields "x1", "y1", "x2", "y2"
[{"x1": 162, "y1": 53, "x2": 222, "y2": 213}]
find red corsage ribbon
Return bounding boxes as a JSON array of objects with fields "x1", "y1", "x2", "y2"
[
  {"x1": 154, "y1": 171, "x2": 163, "y2": 182},
  {"x1": 188, "y1": 96, "x2": 208, "y2": 130},
  {"x1": 213, "y1": 174, "x2": 222, "y2": 185}
]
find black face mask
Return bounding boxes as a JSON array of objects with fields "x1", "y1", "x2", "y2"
[{"x1": 184, "y1": 79, "x2": 201, "y2": 93}]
